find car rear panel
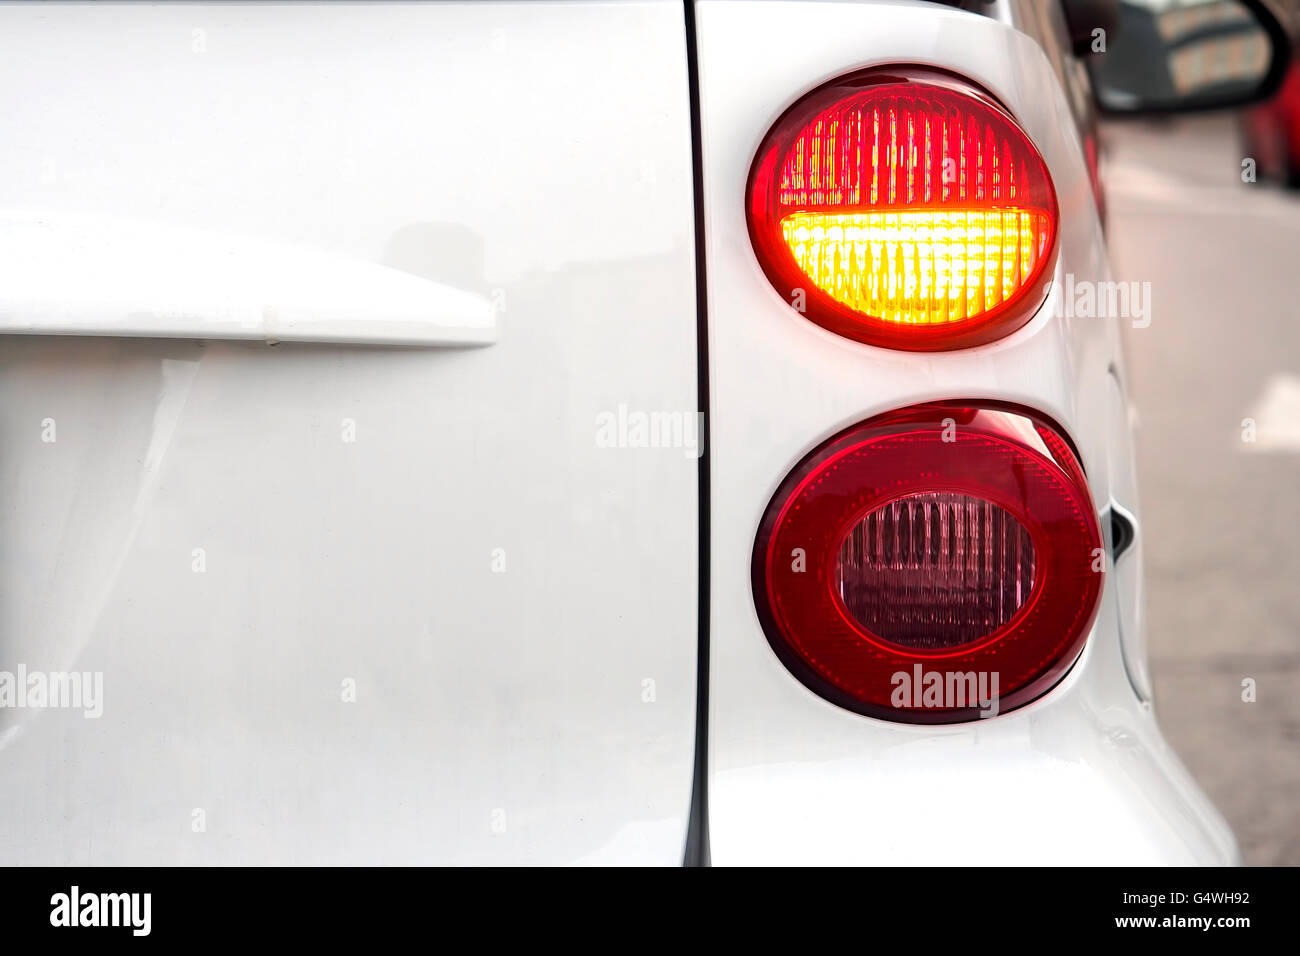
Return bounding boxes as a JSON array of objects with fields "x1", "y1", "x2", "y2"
[
  {"x1": 0, "y1": 0, "x2": 699, "y2": 865},
  {"x1": 694, "y1": 0, "x2": 1235, "y2": 865},
  {"x1": 0, "y1": 0, "x2": 1241, "y2": 867}
]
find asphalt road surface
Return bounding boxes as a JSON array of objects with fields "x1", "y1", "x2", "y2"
[{"x1": 1103, "y1": 112, "x2": 1300, "y2": 865}]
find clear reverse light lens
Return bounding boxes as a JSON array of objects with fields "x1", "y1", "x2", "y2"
[{"x1": 837, "y1": 492, "x2": 1036, "y2": 650}]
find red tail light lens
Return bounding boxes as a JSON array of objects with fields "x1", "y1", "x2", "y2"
[
  {"x1": 752, "y1": 404, "x2": 1102, "y2": 723},
  {"x1": 747, "y1": 69, "x2": 1058, "y2": 350}
]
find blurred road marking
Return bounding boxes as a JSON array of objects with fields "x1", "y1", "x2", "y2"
[
  {"x1": 1244, "y1": 374, "x2": 1300, "y2": 452},
  {"x1": 1105, "y1": 161, "x2": 1300, "y2": 228}
]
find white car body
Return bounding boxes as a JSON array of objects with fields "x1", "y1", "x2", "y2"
[{"x1": 0, "y1": 0, "x2": 1235, "y2": 865}]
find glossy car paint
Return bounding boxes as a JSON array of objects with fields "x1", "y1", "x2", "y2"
[
  {"x1": 0, "y1": 1, "x2": 698, "y2": 865},
  {"x1": 0, "y1": 0, "x2": 1236, "y2": 866},
  {"x1": 695, "y1": 0, "x2": 1235, "y2": 864}
]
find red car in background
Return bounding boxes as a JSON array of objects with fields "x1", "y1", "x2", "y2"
[{"x1": 1243, "y1": 52, "x2": 1300, "y2": 186}]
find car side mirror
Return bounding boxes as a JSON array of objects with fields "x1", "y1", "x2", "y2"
[{"x1": 1067, "y1": 0, "x2": 1292, "y2": 115}]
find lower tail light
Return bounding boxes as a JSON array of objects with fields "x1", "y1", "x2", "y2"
[{"x1": 752, "y1": 403, "x2": 1103, "y2": 723}]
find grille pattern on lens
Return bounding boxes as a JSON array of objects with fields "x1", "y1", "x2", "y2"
[
  {"x1": 769, "y1": 84, "x2": 1055, "y2": 330},
  {"x1": 780, "y1": 209, "x2": 1049, "y2": 325},
  {"x1": 836, "y1": 492, "x2": 1036, "y2": 649},
  {"x1": 776, "y1": 92, "x2": 1034, "y2": 208}
]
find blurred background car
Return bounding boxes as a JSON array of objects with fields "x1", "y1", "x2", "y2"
[{"x1": 1241, "y1": 49, "x2": 1300, "y2": 184}]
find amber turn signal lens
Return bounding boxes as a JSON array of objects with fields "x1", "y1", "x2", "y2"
[{"x1": 748, "y1": 69, "x2": 1058, "y2": 350}]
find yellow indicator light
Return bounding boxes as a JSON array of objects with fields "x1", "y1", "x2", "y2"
[{"x1": 780, "y1": 208, "x2": 1051, "y2": 326}]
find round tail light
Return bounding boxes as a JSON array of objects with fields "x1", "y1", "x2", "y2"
[
  {"x1": 752, "y1": 403, "x2": 1103, "y2": 723},
  {"x1": 747, "y1": 68, "x2": 1058, "y2": 350}
]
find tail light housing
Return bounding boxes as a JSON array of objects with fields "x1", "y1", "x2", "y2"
[
  {"x1": 747, "y1": 68, "x2": 1058, "y2": 350},
  {"x1": 752, "y1": 403, "x2": 1103, "y2": 723}
]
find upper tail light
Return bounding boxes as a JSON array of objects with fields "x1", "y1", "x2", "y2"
[
  {"x1": 747, "y1": 68, "x2": 1058, "y2": 350},
  {"x1": 752, "y1": 403, "x2": 1102, "y2": 723}
]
